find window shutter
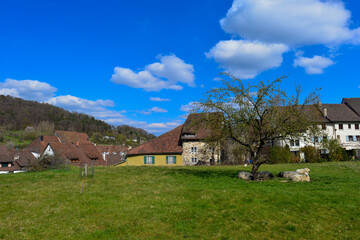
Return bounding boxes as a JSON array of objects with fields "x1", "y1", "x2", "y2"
[
  {"x1": 174, "y1": 156, "x2": 176, "y2": 164},
  {"x1": 166, "y1": 156, "x2": 168, "y2": 164},
  {"x1": 354, "y1": 136, "x2": 356, "y2": 141},
  {"x1": 144, "y1": 156, "x2": 146, "y2": 164},
  {"x1": 346, "y1": 136, "x2": 349, "y2": 142},
  {"x1": 152, "y1": 156, "x2": 155, "y2": 164}
]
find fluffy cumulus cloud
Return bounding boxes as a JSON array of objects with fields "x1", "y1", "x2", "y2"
[
  {"x1": 220, "y1": 0, "x2": 360, "y2": 46},
  {"x1": 206, "y1": 40, "x2": 289, "y2": 79},
  {"x1": 293, "y1": 55, "x2": 335, "y2": 74},
  {"x1": 150, "y1": 97, "x2": 170, "y2": 102},
  {"x1": 111, "y1": 54, "x2": 195, "y2": 91},
  {"x1": 0, "y1": 78, "x2": 57, "y2": 101},
  {"x1": 207, "y1": 0, "x2": 360, "y2": 77}
]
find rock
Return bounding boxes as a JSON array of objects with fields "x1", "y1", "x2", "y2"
[
  {"x1": 278, "y1": 171, "x2": 298, "y2": 178},
  {"x1": 254, "y1": 171, "x2": 274, "y2": 180},
  {"x1": 237, "y1": 171, "x2": 254, "y2": 180},
  {"x1": 290, "y1": 173, "x2": 310, "y2": 182},
  {"x1": 296, "y1": 168, "x2": 310, "y2": 175}
]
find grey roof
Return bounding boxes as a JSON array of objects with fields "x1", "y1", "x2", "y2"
[
  {"x1": 321, "y1": 104, "x2": 360, "y2": 122},
  {"x1": 342, "y1": 98, "x2": 360, "y2": 116}
]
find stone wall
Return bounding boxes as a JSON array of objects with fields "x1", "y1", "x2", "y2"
[{"x1": 182, "y1": 141, "x2": 221, "y2": 166}]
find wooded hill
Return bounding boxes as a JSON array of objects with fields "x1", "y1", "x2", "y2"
[{"x1": 0, "y1": 95, "x2": 155, "y2": 144}]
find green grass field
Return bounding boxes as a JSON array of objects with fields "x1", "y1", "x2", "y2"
[{"x1": 1, "y1": 162, "x2": 359, "y2": 239}]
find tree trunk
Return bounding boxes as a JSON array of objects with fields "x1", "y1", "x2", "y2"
[{"x1": 251, "y1": 163, "x2": 260, "y2": 175}]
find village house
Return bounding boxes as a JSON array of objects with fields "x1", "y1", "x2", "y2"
[
  {"x1": 279, "y1": 98, "x2": 360, "y2": 159},
  {"x1": 96, "y1": 145, "x2": 128, "y2": 165},
  {"x1": 126, "y1": 113, "x2": 222, "y2": 166},
  {"x1": 0, "y1": 146, "x2": 20, "y2": 173}
]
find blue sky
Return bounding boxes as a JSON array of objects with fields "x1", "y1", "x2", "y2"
[{"x1": 1, "y1": 0, "x2": 360, "y2": 135}]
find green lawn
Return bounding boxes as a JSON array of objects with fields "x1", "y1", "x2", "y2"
[{"x1": 0, "y1": 162, "x2": 359, "y2": 239}]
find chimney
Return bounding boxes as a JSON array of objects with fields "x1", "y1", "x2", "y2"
[
  {"x1": 76, "y1": 140, "x2": 79, "y2": 147},
  {"x1": 40, "y1": 135, "x2": 44, "y2": 141},
  {"x1": 323, "y1": 108, "x2": 328, "y2": 117}
]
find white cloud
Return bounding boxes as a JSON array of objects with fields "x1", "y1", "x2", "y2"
[
  {"x1": 96, "y1": 99, "x2": 115, "y2": 107},
  {"x1": 220, "y1": 0, "x2": 360, "y2": 46},
  {"x1": 180, "y1": 101, "x2": 198, "y2": 112},
  {"x1": 293, "y1": 55, "x2": 335, "y2": 74},
  {"x1": 111, "y1": 54, "x2": 195, "y2": 91},
  {"x1": 0, "y1": 78, "x2": 57, "y2": 101},
  {"x1": 146, "y1": 55, "x2": 195, "y2": 87},
  {"x1": 150, "y1": 97, "x2": 170, "y2": 102},
  {"x1": 139, "y1": 106, "x2": 168, "y2": 115},
  {"x1": 206, "y1": 40, "x2": 289, "y2": 79}
]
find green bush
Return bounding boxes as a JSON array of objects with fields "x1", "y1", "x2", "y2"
[
  {"x1": 269, "y1": 145, "x2": 292, "y2": 164},
  {"x1": 322, "y1": 139, "x2": 348, "y2": 162},
  {"x1": 301, "y1": 146, "x2": 321, "y2": 163}
]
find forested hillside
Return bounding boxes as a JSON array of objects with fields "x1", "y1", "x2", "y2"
[{"x1": 0, "y1": 95, "x2": 156, "y2": 147}]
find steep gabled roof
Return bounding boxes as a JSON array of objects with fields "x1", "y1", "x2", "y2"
[
  {"x1": 127, "y1": 124, "x2": 183, "y2": 156},
  {"x1": 46, "y1": 142, "x2": 88, "y2": 162},
  {"x1": 342, "y1": 98, "x2": 360, "y2": 117},
  {"x1": 181, "y1": 112, "x2": 223, "y2": 140},
  {"x1": 320, "y1": 104, "x2": 360, "y2": 122},
  {"x1": 0, "y1": 146, "x2": 13, "y2": 163},
  {"x1": 78, "y1": 143, "x2": 103, "y2": 160},
  {"x1": 25, "y1": 135, "x2": 60, "y2": 153},
  {"x1": 55, "y1": 130, "x2": 91, "y2": 144}
]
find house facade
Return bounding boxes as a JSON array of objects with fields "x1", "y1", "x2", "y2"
[
  {"x1": 126, "y1": 113, "x2": 222, "y2": 166},
  {"x1": 279, "y1": 98, "x2": 360, "y2": 159}
]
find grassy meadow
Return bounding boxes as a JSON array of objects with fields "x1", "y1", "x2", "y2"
[{"x1": 0, "y1": 162, "x2": 359, "y2": 239}]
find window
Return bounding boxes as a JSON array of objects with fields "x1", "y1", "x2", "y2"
[
  {"x1": 323, "y1": 136, "x2": 327, "y2": 142},
  {"x1": 191, "y1": 157, "x2": 198, "y2": 164},
  {"x1": 166, "y1": 155, "x2": 176, "y2": 164},
  {"x1": 191, "y1": 146, "x2": 197, "y2": 153},
  {"x1": 1, "y1": 163, "x2": 9, "y2": 168},
  {"x1": 295, "y1": 140, "x2": 300, "y2": 146},
  {"x1": 314, "y1": 137, "x2": 319, "y2": 143},
  {"x1": 290, "y1": 140, "x2": 295, "y2": 147},
  {"x1": 144, "y1": 155, "x2": 154, "y2": 165},
  {"x1": 322, "y1": 124, "x2": 326, "y2": 130},
  {"x1": 356, "y1": 124, "x2": 359, "y2": 130},
  {"x1": 356, "y1": 136, "x2": 360, "y2": 142},
  {"x1": 349, "y1": 124, "x2": 352, "y2": 129},
  {"x1": 339, "y1": 124, "x2": 343, "y2": 130},
  {"x1": 348, "y1": 136, "x2": 354, "y2": 142},
  {"x1": 71, "y1": 159, "x2": 79, "y2": 163},
  {"x1": 209, "y1": 146, "x2": 214, "y2": 152},
  {"x1": 337, "y1": 135, "x2": 340, "y2": 140}
]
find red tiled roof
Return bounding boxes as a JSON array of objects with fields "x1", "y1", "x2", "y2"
[
  {"x1": 25, "y1": 135, "x2": 60, "y2": 153},
  {"x1": 127, "y1": 124, "x2": 183, "y2": 156},
  {"x1": 15, "y1": 150, "x2": 37, "y2": 167},
  {"x1": 96, "y1": 145, "x2": 128, "y2": 154},
  {"x1": 0, "y1": 146, "x2": 14, "y2": 163},
  {"x1": 47, "y1": 142, "x2": 88, "y2": 162},
  {"x1": 78, "y1": 143, "x2": 103, "y2": 160},
  {"x1": 55, "y1": 130, "x2": 91, "y2": 144}
]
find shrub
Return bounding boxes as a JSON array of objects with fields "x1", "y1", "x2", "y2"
[
  {"x1": 268, "y1": 145, "x2": 292, "y2": 164},
  {"x1": 301, "y1": 146, "x2": 321, "y2": 163},
  {"x1": 30, "y1": 154, "x2": 68, "y2": 171},
  {"x1": 322, "y1": 139, "x2": 348, "y2": 162}
]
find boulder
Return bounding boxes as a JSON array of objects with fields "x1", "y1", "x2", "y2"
[
  {"x1": 296, "y1": 168, "x2": 310, "y2": 175},
  {"x1": 237, "y1": 171, "x2": 254, "y2": 180},
  {"x1": 278, "y1": 171, "x2": 298, "y2": 178},
  {"x1": 254, "y1": 171, "x2": 274, "y2": 180},
  {"x1": 290, "y1": 173, "x2": 310, "y2": 182}
]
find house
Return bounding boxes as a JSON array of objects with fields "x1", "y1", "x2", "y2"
[
  {"x1": 126, "y1": 113, "x2": 222, "y2": 166},
  {"x1": 13, "y1": 149, "x2": 37, "y2": 170},
  {"x1": 0, "y1": 146, "x2": 20, "y2": 173},
  {"x1": 26, "y1": 130, "x2": 105, "y2": 166},
  {"x1": 279, "y1": 98, "x2": 360, "y2": 159}
]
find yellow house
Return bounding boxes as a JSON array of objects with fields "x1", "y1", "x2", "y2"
[
  {"x1": 126, "y1": 113, "x2": 223, "y2": 166},
  {"x1": 126, "y1": 125, "x2": 184, "y2": 166}
]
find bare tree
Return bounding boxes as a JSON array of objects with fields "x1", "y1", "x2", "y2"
[{"x1": 196, "y1": 74, "x2": 321, "y2": 175}]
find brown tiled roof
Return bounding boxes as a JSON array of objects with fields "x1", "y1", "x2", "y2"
[
  {"x1": 78, "y1": 143, "x2": 103, "y2": 160},
  {"x1": 25, "y1": 135, "x2": 60, "y2": 153},
  {"x1": 320, "y1": 104, "x2": 360, "y2": 122},
  {"x1": 15, "y1": 150, "x2": 37, "y2": 167},
  {"x1": 47, "y1": 142, "x2": 88, "y2": 162},
  {"x1": 181, "y1": 112, "x2": 223, "y2": 140},
  {"x1": 106, "y1": 155, "x2": 125, "y2": 166},
  {"x1": 0, "y1": 146, "x2": 14, "y2": 163},
  {"x1": 342, "y1": 98, "x2": 360, "y2": 117},
  {"x1": 55, "y1": 130, "x2": 91, "y2": 144},
  {"x1": 127, "y1": 124, "x2": 183, "y2": 156}
]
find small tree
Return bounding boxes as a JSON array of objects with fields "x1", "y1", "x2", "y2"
[
  {"x1": 322, "y1": 139, "x2": 347, "y2": 162},
  {"x1": 196, "y1": 73, "x2": 320, "y2": 175}
]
